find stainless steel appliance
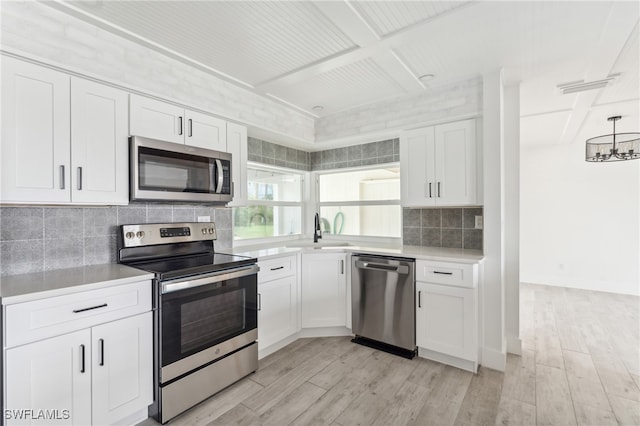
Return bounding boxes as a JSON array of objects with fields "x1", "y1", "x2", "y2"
[
  {"x1": 118, "y1": 222, "x2": 258, "y2": 424},
  {"x1": 130, "y1": 136, "x2": 232, "y2": 203},
  {"x1": 351, "y1": 254, "x2": 416, "y2": 358}
]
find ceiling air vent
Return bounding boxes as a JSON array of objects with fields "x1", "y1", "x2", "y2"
[{"x1": 557, "y1": 74, "x2": 619, "y2": 95}]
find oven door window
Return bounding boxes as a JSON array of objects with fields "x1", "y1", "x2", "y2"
[
  {"x1": 161, "y1": 274, "x2": 257, "y2": 366},
  {"x1": 138, "y1": 146, "x2": 214, "y2": 193}
]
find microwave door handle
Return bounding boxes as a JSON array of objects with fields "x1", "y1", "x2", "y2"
[{"x1": 215, "y1": 159, "x2": 224, "y2": 193}]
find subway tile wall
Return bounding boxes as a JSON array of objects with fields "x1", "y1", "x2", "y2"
[
  {"x1": 0, "y1": 205, "x2": 233, "y2": 276},
  {"x1": 403, "y1": 207, "x2": 483, "y2": 250}
]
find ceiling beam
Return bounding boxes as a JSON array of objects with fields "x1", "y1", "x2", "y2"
[
  {"x1": 559, "y1": 3, "x2": 639, "y2": 145},
  {"x1": 256, "y1": 1, "x2": 477, "y2": 93}
]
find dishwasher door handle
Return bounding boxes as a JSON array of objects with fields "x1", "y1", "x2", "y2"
[{"x1": 354, "y1": 261, "x2": 409, "y2": 275}]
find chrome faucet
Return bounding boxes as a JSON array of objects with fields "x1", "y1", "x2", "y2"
[{"x1": 313, "y1": 213, "x2": 322, "y2": 243}]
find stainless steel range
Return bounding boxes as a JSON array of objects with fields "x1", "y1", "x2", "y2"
[{"x1": 118, "y1": 222, "x2": 258, "y2": 424}]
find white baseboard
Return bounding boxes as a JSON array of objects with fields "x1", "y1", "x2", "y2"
[
  {"x1": 124, "y1": 408, "x2": 150, "y2": 426},
  {"x1": 507, "y1": 336, "x2": 522, "y2": 355},
  {"x1": 298, "y1": 327, "x2": 352, "y2": 338},
  {"x1": 418, "y1": 347, "x2": 478, "y2": 373},
  {"x1": 482, "y1": 346, "x2": 506, "y2": 372},
  {"x1": 258, "y1": 333, "x2": 300, "y2": 359}
]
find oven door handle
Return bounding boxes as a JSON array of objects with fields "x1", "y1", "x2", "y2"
[{"x1": 161, "y1": 265, "x2": 260, "y2": 294}]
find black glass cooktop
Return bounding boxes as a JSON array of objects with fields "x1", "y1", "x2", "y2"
[{"x1": 131, "y1": 252, "x2": 257, "y2": 281}]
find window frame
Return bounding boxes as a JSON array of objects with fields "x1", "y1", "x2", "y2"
[
  {"x1": 232, "y1": 162, "x2": 307, "y2": 246},
  {"x1": 314, "y1": 163, "x2": 402, "y2": 243}
]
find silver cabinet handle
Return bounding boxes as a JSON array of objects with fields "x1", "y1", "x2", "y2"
[
  {"x1": 99, "y1": 338, "x2": 105, "y2": 366},
  {"x1": 178, "y1": 116, "x2": 183, "y2": 135},
  {"x1": 428, "y1": 182, "x2": 432, "y2": 198},
  {"x1": 188, "y1": 118, "x2": 193, "y2": 137},
  {"x1": 437, "y1": 182, "x2": 441, "y2": 198},
  {"x1": 258, "y1": 293, "x2": 261, "y2": 311},
  {"x1": 340, "y1": 259, "x2": 344, "y2": 274},
  {"x1": 434, "y1": 271, "x2": 453, "y2": 275},
  {"x1": 77, "y1": 167, "x2": 82, "y2": 190},
  {"x1": 80, "y1": 344, "x2": 86, "y2": 373},
  {"x1": 418, "y1": 291, "x2": 422, "y2": 308},
  {"x1": 60, "y1": 165, "x2": 65, "y2": 189},
  {"x1": 270, "y1": 266, "x2": 284, "y2": 271}
]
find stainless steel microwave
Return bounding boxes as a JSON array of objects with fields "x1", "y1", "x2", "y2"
[{"x1": 130, "y1": 136, "x2": 232, "y2": 203}]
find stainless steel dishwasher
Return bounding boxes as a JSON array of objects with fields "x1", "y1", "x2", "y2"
[{"x1": 351, "y1": 254, "x2": 416, "y2": 358}]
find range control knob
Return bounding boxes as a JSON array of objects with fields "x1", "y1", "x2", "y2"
[
  {"x1": 136, "y1": 231, "x2": 145, "y2": 239},
  {"x1": 202, "y1": 228, "x2": 207, "y2": 235},
  {"x1": 208, "y1": 228, "x2": 215, "y2": 234},
  {"x1": 125, "y1": 232, "x2": 135, "y2": 239}
]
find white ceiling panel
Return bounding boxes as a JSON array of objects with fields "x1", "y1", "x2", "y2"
[
  {"x1": 521, "y1": 111, "x2": 572, "y2": 147},
  {"x1": 350, "y1": 1, "x2": 469, "y2": 37},
  {"x1": 66, "y1": 1, "x2": 357, "y2": 85},
  {"x1": 595, "y1": 24, "x2": 640, "y2": 106},
  {"x1": 273, "y1": 57, "x2": 405, "y2": 116}
]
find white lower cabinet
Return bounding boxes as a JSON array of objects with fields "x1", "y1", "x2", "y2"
[
  {"x1": 257, "y1": 255, "x2": 299, "y2": 353},
  {"x1": 6, "y1": 329, "x2": 92, "y2": 425},
  {"x1": 91, "y1": 313, "x2": 153, "y2": 425},
  {"x1": 415, "y1": 260, "x2": 479, "y2": 372},
  {"x1": 301, "y1": 253, "x2": 347, "y2": 328},
  {"x1": 4, "y1": 281, "x2": 153, "y2": 425}
]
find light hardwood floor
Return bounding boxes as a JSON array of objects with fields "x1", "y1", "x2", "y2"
[{"x1": 140, "y1": 283, "x2": 640, "y2": 425}]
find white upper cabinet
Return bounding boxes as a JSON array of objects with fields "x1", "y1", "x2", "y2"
[
  {"x1": 129, "y1": 94, "x2": 184, "y2": 144},
  {"x1": 1, "y1": 56, "x2": 71, "y2": 203},
  {"x1": 186, "y1": 109, "x2": 227, "y2": 151},
  {"x1": 226, "y1": 122, "x2": 248, "y2": 205},
  {"x1": 1, "y1": 57, "x2": 129, "y2": 205},
  {"x1": 400, "y1": 119, "x2": 478, "y2": 207},
  {"x1": 130, "y1": 94, "x2": 227, "y2": 151},
  {"x1": 71, "y1": 77, "x2": 129, "y2": 204}
]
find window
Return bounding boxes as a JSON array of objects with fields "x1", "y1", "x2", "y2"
[
  {"x1": 233, "y1": 166, "x2": 304, "y2": 240},
  {"x1": 317, "y1": 166, "x2": 401, "y2": 238}
]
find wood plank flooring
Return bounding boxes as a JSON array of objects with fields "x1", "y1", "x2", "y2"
[{"x1": 139, "y1": 283, "x2": 640, "y2": 425}]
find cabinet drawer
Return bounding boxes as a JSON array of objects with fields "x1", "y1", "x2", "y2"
[
  {"x1": 258, "y1": 255, "x2": 296, "y2": 283},
  {"x1": 416, "y1": 260, "x2": 477, "y2": 288},
  {"x1": 5, "y1": 280, "x2": 152, "y2": 348}
]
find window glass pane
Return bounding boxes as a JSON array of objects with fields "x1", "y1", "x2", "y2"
[
  {"x1": 247, "y1": 169, "x2": 301, "y2": 202},
  {"x1": 319, "y1": 167, "x2": 400, "y2": 202},
  {"x1": 319, "y1": 205, "x2": 401, "y2": 238},
  {"x1": 234, "y1": 206, "x2": 302, "y2": 239}
]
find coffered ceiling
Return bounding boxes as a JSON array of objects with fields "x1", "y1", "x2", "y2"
[{"x1": 49, "y1": 1, "x2": 639, "y2": 147}]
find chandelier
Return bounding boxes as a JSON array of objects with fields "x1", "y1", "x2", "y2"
[{"x1": 586, "y1": 116, "x2": 640, "y2": 162}]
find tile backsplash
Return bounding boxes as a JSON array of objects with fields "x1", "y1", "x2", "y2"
[
  {"x1": 247, "y1": 136, "x2": 399, "y2": 172},
  {"x1": 0, "y1": 204, "x2": 232, "y2": 276},
  {"x1": 403, "y1": 207, "x2": 483, "y2": 250}
]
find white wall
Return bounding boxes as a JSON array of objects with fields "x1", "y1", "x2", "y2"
[
  {"x1": 520, "y1": 141, "x2": 640, "y2": 296},
  {"x1": 0, "y1": 1, "x2": 315, "y2": 143}
]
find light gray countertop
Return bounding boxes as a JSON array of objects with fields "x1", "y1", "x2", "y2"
[
  {"x1": 230, "y1": 242, "x2": 484, "y2": 264},
  {"x1": 1, "y1": 264, "x2": 155, "y2": 305}
]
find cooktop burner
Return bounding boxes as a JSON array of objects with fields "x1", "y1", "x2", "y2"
[{"x1": 130, "y1": 252, "x2": 256, "y2": 281}]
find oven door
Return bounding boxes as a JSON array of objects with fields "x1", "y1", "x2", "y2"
[
  {"x1": 131, "y1": 136, "x2": 232, "y2": 203},
  {"x1": 159, "y1": 265, "x2": 257, "y2": 382}
]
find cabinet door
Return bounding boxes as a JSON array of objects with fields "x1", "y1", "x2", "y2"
[
  {"x1": 400, "y1": 126, "x2": 435, "y2": 207},
  {"x1": 258, "y1": 275, "x2": 298, "y2": 351},
  {"x1": 71, "y1": 78, "x2": 129, "y2": 204},
  {"x1": 129, "y1": 94, "x2": 184, "y2": 143},
  {"x1": 226, "y1": 122, "x2": 247, "y2": 205},
  {"x1": 416, "y1": 282, "x2": 475, "y2": 360},
  {"x1": 185, "y1": 109, "x2": 227, "y2": 151},
  {"x1": 5, "y1": 329, "x2": 92, "y2": 426},
  {"x1": 91, "y1": 312, "x2": 153, "y2": 425},
  {"x1": 301, "y1": 253, "x2": 347, "y2": 328},
  {"x1": 1, "y1": 57, "x2": 71, "y2": 203},
  {"x1": 434, "y1": 119, "x2": 476, "y2": 205}
]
